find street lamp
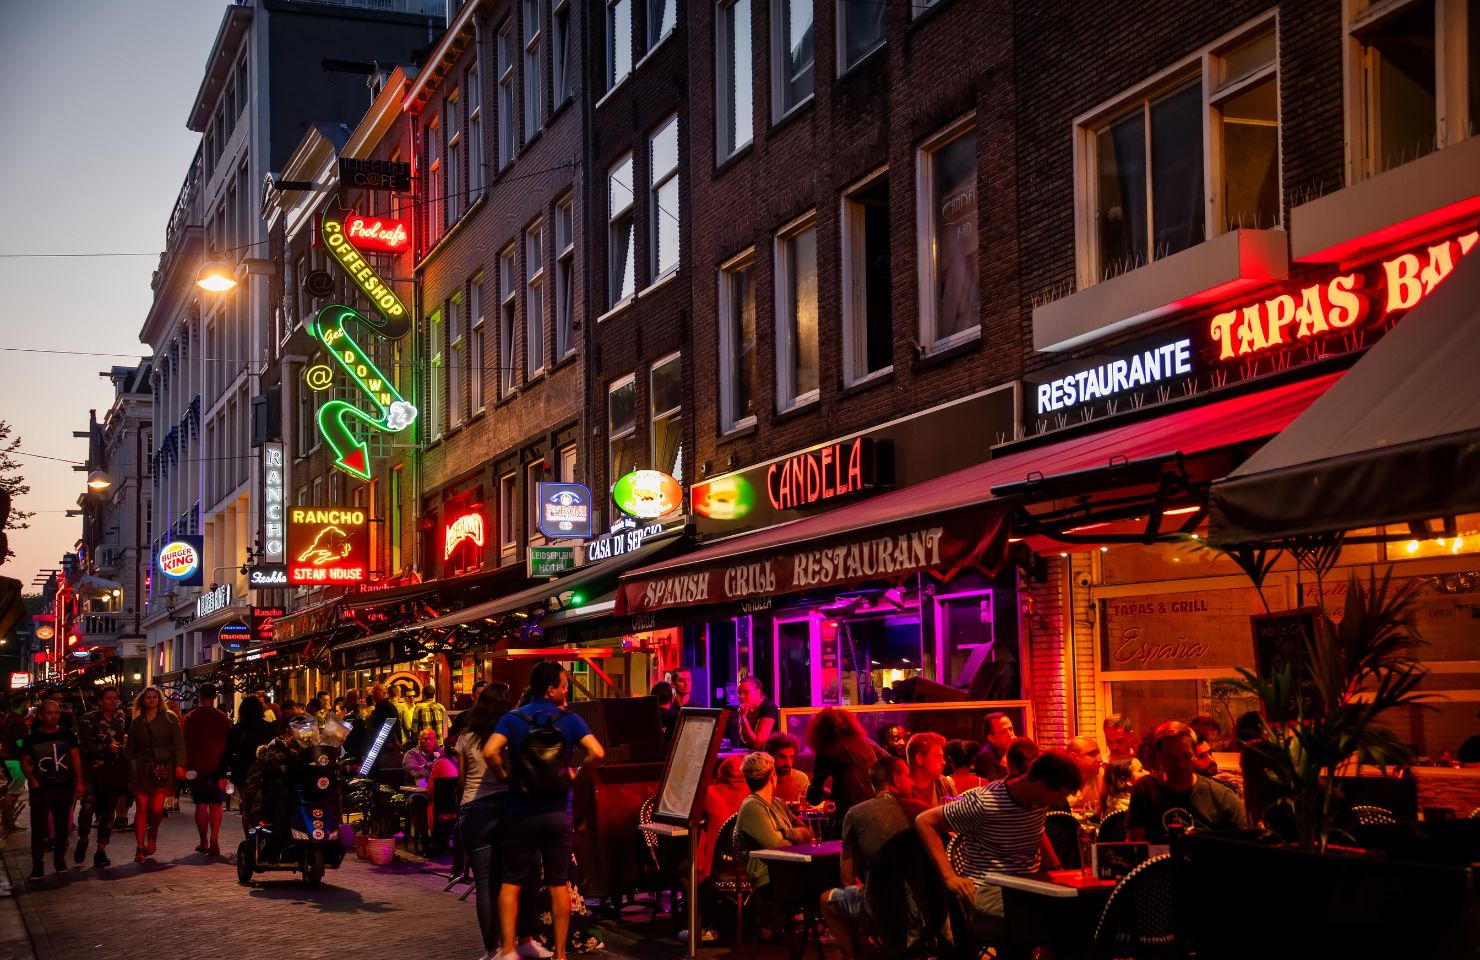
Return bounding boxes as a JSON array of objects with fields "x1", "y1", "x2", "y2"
[
  {"x1": 85, "y1": 470, "x2": 112, "y2": 491},
  {"x1": 195, "y1": 260, "x2": 238, "y2": 293}
]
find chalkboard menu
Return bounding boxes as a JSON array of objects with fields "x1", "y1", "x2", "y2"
[
  {"x1": 654, "y1": 707, "x2": 730, "y2": 826},
  {"x1": 1250, "y1": 608, "x2": 1322, "y2": 718}
]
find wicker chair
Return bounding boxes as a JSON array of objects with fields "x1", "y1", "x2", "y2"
[
  {"x1": 709, "y1": 813, "x2": 754, "y2": 942},
  {"x1": 1044, "y1": 811, "x2": 1082, "y2": 869},
  {"x1": 633, "y1": 794, "x2": 674, "y2": 920},
  {"x1": 1091, "y1": 854, "x2": 1175, "y2": 959},
  {"x1": 1352, "y1": 804, "x2": 1399, "y2": 826},
  {"x1": 1097, "y1": 809, "x2": 1129, "y2": 844}
]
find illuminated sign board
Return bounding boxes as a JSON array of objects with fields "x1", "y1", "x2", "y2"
[
  {"x1": 196, "y1": 584, "x2": 233, "y2": 620},
  {"x1": 309, "y1": 214, "x2": 419, "y2": 483},
  {"x1": 9, "y1": 672, "x2": 28, "y2": 690},
  {"x1": 218, "y1": 620, "x2": 252, "y2": 653},
  {"x1": 286, "y1": 507, "x2": 370, "y2": 585},
  {"x1": 585, "y1": 520, "x2": 670, "y2": 564},
  {"x1": 444, "y1": 509, "x2": 486, "y2": 559},
  {"x1": 537, "y1": 483, "x2": 594, "y2": 538},
  {"x1": 260, "y1": 442, "x2": 286, "y2": 564},
  {"x1": 692, "y1": 475, "x2": 756, "y2": 521},
  {"x1": 248, "y1": 565, "x2": 288, "y2": 588},
  {"x1": 157, "y1": 537, "x2": 203, "y2": 586},
  {"x1": 34, "y1": 625, "x2": 54, "y2": 642},
  {"x1": 1035, "y1": 338, "x2": 1194, "y2": 416},
  {"x1": 337, "y1": 157, "x2": 412, "y2": 193},
  {"x1": 250, "y1": 605, "x2": 285, "y2": 644},
  {"x1": 529, "y1": 545, "x2": 576, "y2": 578},
  {"x1": 765, "y1": 437, "x2": 883, "y2": 511},
  {"x1": 343, "y1": 212, "x2": 410, "y2": 253},
  {"x1": 612, "y1": 470, "x2": 682, "y2": 519}
]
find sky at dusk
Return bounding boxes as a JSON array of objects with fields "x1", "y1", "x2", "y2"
[{"x1": 0, "y1": 1, "x2": 225, "y2": 591}]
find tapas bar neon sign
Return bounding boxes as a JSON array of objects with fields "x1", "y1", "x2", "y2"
[
  {"x1": 444, "y1": 510, "x2": 486, "y2": 559},
  {"x1": 344, "y1": 212, "x2": 410, "y2": 253},
  {"x1": 1210, "y1": 229, "x2": 1477, "y2": 361},
  {"x1": 766, "y1": 437, "x2": 882, "y2": 510}
]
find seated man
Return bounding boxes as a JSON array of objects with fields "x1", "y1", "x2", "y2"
[
  {"x1": 735, "y1": 751, "x2": 813, "y2": 890},
  {"x1": 1066, "y1": 736, "x2": 1104, "y2": 819},
  {"x1": 906, "y1": 732, "x2": 955, "y2": 807},
  {"x1": 916, "y1": 751, "x2": 1082, "y2": 946},
  {"x1": 765, "y1": 732, "x2": 812, "y2": 804},
  {"x1": 820, "y1": 756, "x2": 927, "y2": 959},
  {"x1": 1129, "y1": 721, "x2": 1246, "y2": 843},
  {"x1": 402, "y1": 728, "x2": 444, "y2": 785}
]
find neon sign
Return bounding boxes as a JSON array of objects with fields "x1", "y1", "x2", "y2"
[
  {"x1": 286, "y1": 506, "x2": 369, "y2": 585},
  {"x1": 692, "y1": 475, "x2": 755, "y2": 521},
  {"x1": 310, "y1": 214, "x2": 417, "y2": 482},
  {"x1": 612, "y1": 470, "x2": 683, "y2": 519},
  {"x1": 344, "y1": 213, "x2": 410, "y2": 253},
  {"x1": 766, "y1": 437, "x2": 882, "y2": 511},
  {"x1": 444, "y1": 510, "x2": 486, "y2": 559},
  {"x1": 1036, "y1": 338, "x2": 1193, "y2": 415},
  {"x1": 537, "y1": 483, "x2": 594, "y2": 538},
  {"x1": 260, "y1": 443, "x2": 285, "y2": 564},
  {"x1": 1210, "y1": 229, "x2": 1477, "y2": 361}
]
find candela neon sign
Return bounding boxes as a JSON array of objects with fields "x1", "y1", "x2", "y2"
[
  {"x1": 1210, "y1": 229, "x2": 1478, "y2": 361},
  {"x1": 344, "y1": 212, "x2": 410, "y2": 253},
  {"x1": 310, "y1": 213, "x2": 418, "y2": 481},
  {"x1": 444, "y1": 511, "x2": 485, "y2": 559}
]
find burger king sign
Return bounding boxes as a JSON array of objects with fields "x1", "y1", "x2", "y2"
[{"x1": 157, "y1": 536, "x2": 204, "y2": 586}]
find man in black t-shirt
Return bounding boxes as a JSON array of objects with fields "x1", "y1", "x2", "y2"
[
  {"x1": 20, "y1": 700, "x2": 83, "y2": 879},
  {"x1": 1128, "y1": 721, "x2": 1246, "y2": 844}
]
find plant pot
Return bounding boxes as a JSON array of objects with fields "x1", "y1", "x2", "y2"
[
  {"x1": 364, "y1": 836, "x2": 396, "y2": 866},
  {"x1": 354, "y1": 833, "x2": 370, "y2": 860},
  {"x1": 338, "y1": 823, "x2": 355, "y2": 849}
]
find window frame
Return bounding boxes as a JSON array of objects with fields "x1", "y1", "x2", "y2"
[
  {"x1": 497, "y1": 20, "x2": 517, "y2": 170},
  {"x1": 555, "y1": 194, "x2": 577, "y2": 359},
  {"x1": 499, "y1": 245, "x2": 518, "y2": 398},
  {"x1": 773, "y1": 211, "x2": 821, "y2": 412},
  {"x1": 526, "y1": 218, "x2": 547, "y2": 379},
  {"x1": 836, "y1": 0, "x2": 886, "y2": 76},
  {"x1": 1072, "y1": 12, "x2": 1281, "y2": 288},
  {"x1": 649, "y1": 350, "x2": 684, "y2": 479},
  {"x1": 840, "y1": 165, "x2": 893, "y2": 386},
  {"x1": 607, "y1": 373, "x2": 639, "y2": 486},
  {"x1": 915, "y1": 113, "x2": 981, "y2": 354},
  {"x1": 469, "y1": 273, "x2": 486, "y2": 413},
  {"x1": 608, "y1": 0, "x2": 634, "y2": 91},
  {"x1": 427, "y1": 307, "x2": 445, "y2": 441},
  {"x1": 523, "y1": 0, "x2": 543, "y2": 140},
  {"x1": 650, "y1": 114, "x2": 681, "y2": 282},
  {"x1": 647, "y1": 0, "x2": 676, "y2": 51},
  {"x1": 498, "y1": 471, "x2": 519, "y2": 564},
  {"x1": 717, "y1": 249, "x2": 759, "y2": 433},
  {"x1": 716, "y1": 0, "x2": 755, "y2": 161},
  {"x1": 426, "y1": 113, "x2": 444, "y2": 243},
  {"x1": 446, "y1": 89, "x2": 463, "y2": 224},
  {"x1": 552, "y1": 0, "x2": 573, "y2": 107},
  {"x1": 467, "y1": 64, "x2": 484, "y2": 200},
  {"x1": 448, "y1": 291, "x2": 465, "y2": 427},
  {"x1": 608, "y1": 152, "x2": 637, "y2": 309},
  {"x1": 770, "y1": 0, "x2": 815, "y2": 122}
]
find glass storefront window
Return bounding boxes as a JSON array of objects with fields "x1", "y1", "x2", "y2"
[{"x1": 935, "y1": 589, "x2": 1016, "y2": 698}]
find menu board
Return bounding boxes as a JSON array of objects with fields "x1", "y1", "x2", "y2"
[
  {"x1": 654, "y1": 707, "x2": 728, "y2": 826},
  {"x1": 1250, "y1": 608, "x2": 1322, "y2": 718}
]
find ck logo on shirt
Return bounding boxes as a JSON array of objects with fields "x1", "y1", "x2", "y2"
[{"x1": 36, "y1": 742, "x2": 70, "y2": 775}]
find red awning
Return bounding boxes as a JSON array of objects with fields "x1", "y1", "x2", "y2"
[{"x1": 617, "y1": 373, "x2": 1340, "y2": 615}]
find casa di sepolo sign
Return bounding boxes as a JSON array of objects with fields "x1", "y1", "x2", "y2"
[{"x1": 1024, "y1": 225, "x2": 1478, "y2": 435}]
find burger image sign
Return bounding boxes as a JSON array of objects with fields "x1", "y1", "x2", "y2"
[{"x1": 157, "y1": 536, "x2": 204, "y2": 586}]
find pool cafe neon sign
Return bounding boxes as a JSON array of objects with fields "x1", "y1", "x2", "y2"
[
  {"x1": 1209, "y1": 228, "x2": 1478, "y2": 361},
  {"x1": 766, "y1": 437, "x2": 883, "y2": 511},
  {"x1": 343, "y1": 213, "x2": 410, "y2": 254},
  {"x1": 309, "y1": 214, "x2": 418, "y2": 482}
]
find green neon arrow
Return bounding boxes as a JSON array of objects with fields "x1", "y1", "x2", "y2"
[{"x1": 308, "y1": 303, "x2": 418, "y2": 480}]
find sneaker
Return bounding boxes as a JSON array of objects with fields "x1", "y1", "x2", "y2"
[
  {"x1": 516, "y1": 942, "x2": 554, "y2": 959},
  {"x1": 26, "y1": 867, "x2": 42, "y2": 880},
  {"x1": 53, "y1": 857, "x2": 66, "y2": 873},
  {"x1": 93, "y1": 850, "x2": 110, "y2": 868},
  {"x1": 73, "y1": 838, "x2": 88, "y2": 864}
]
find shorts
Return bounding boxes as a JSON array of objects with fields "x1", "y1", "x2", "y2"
[
  {"x1": 968, "y1": 880, "x2": 1007, "y2": 938},
  {"x1": 189, "y1": 772, "x2": 227, "y2": 804},
  {"x1": 826, "y1": 885, "x2": 870, "y2": 924},
  {"x1": 500, "y1": 808, "x2": 574, "y2": 887}
]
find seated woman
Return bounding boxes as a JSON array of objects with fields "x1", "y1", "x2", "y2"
[{"x1": 736, "y1": 752, "x2": 814, "y2": 890}]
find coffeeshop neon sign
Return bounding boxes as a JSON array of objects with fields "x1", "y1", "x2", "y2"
[
  {"x1": 309, "y1": 213, "x2": 417, "y2": 481},
  {"x1": 1210, "y1": 229, "x2": 1478, "y2": 361}
]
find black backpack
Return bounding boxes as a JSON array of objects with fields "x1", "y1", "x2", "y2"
[{"x1": 510, "y1": 708, "x2": 573, "y2": 797}]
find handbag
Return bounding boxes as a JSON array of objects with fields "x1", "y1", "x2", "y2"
[{"x1": 142, "y1": 718, "x2": 171, "y2": 785}]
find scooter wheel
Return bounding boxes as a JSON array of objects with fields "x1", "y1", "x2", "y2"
[
  {"x1": 236, "y1": 841, "x2": 255, "y2": 886},
  {"x1": 302, "y1": 847, "x2": 325, "y2": 888}
]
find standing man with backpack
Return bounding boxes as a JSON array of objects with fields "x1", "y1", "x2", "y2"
[{"x1": 483, "y1": 661, "x2": 605, "y2": 960}]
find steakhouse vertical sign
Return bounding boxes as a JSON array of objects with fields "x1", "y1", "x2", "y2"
[{"x1": 260, "y1": 442, "x2": 286, "y2": 566}]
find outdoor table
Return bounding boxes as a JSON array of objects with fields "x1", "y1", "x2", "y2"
[
  {"x1": 398, "y1": 785, "x2": 428, "y2": 852},
  {"x1": 982, "y1": 868, "x2": 1117, "y2": 958},
  {"x1": 747, "y1": 841, "x2": 843, "y2": 960}
]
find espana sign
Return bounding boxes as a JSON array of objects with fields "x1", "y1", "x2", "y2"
[{"x1": 310, "y1": 213, "x2": 418, "y2": 481}]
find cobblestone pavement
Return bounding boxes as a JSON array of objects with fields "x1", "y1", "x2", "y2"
[{"x1": 0, "y1": 800, "x2": 814, "y2": 960}]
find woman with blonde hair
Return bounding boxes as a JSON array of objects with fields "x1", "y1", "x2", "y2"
[{"x1": 126, "y1": 686, "x2": 186, "y2": 861}]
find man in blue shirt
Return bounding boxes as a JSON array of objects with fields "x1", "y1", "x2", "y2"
[{"x1": 484, "y1": 661, "x2": 604, "y2": 960}]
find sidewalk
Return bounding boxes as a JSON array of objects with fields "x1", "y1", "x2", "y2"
[{"x1": 0, "y1": 799, "x2": 812, "y2": 960}]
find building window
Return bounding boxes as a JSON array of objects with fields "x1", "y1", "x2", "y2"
[
  {"x1": 608, "y1": 375, "x2": 638, "y2": 484},
  {"x1": 772, "y1": 0, "x2": 813, "y2": 120},
  {"x1": 526, "y1": 220, "x2": 546, "y2": 377},
  {"x1": 650, "y1": 115, "x2": 681, "y2": 280},
  {"x1": 837, "y1": 0, "x2": 885, "y2": 73},
  {"x1": 446, "y1": 91, "x2": 463, "y2": 223},
  {"x1": 718, "y1": 252, "x2": 757, "y2": 432},
  {"x1": 650, "y1": 352, "x2": 683, "y2": 479},
  {"x1": 448, "y1": 293, "x2": 465, "y2": 426},
  {"x1": 1081, "y1": 18, "x2": 1278, "y2": 282},
  {"x1": 717, "y1": 0, "x2": 754, "y2": 160},
  {"x1": 608, "y1": 153, "x2": 636, "y2": 307},
  {"x1": 841, "y1": 169, "x2": 892, "y2": 383},
  {"x1": 552, "y1": 0, "x2": 573, "y2": 106},
  {"x1": 498, "y1": 21, "x2": 517, "y2": 169},
  {"x1": 916, "y1": 117, "x2": 979, "y2": 350},
  {"x1": 555, "y1": 195, "x2": 576, "y2": 359},
  {"x1": 499, "y1": 246, "x2": 517, "y2": 397},
  {"x1": 775, "y1": 215, "x2": 820, "y2": 410},
  {"x1": 608, "y1": 0, "x2": 633, "y2": 90},
  {"x1": 911, "y1": 0, "x2": 944, "y2": 15},
  {"x1": 468, "y1": 66, "x2": 484, "y2": 199},
  {"x1": 559, "y1": 443, "x2": 578, "y2": 482},
  {"x1": 498, "y1": 471, "x2": 518, "y2": 563},
  {"x1": 1345, "y1": 0, "x2": 1477, "y2": 176},
  {"x1": 427, "y1": 115, "x2": 443, "y2": 243},
  {"x1": 523, "y1": 0, "x2": 543, "y2": 138},
  {"x1": 470, "y1": 274, "x2": 486, "y2": 412},
  {"x1": 648, "y1": 0, "x2": 676, "y2": 49},
  {"x1": 526, "y1": 459, "x2": 548, "y2": 546},
  {"x1": 427, "y1": 308, "x2": 444, "y2": 440}
]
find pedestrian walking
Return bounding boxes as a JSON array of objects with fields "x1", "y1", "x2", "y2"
[
  {"x1": 484, "y1": 662, "x2": 605, "y2": 960},
  {"x1": 76, "y1": 685, "x2": 130, "y2": 867},
  {"x1": 126, "y1": 686, "x2": 186, "y2": 862},
  {"x1": 224, "y1": 695, "x2": 277, "y2": 839},
  {"x1": 410, "y1": 684, "x2": 448, "y2": 743},
  {"x1": 455, "y1": 682, "x2": 513, "y2": 960},
  {"x1": 183, "y1": 683, "x2": 233, "y2": 856},
  {"x1": 20, "y1": 700, "x2": 83, "y2": 879}
]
